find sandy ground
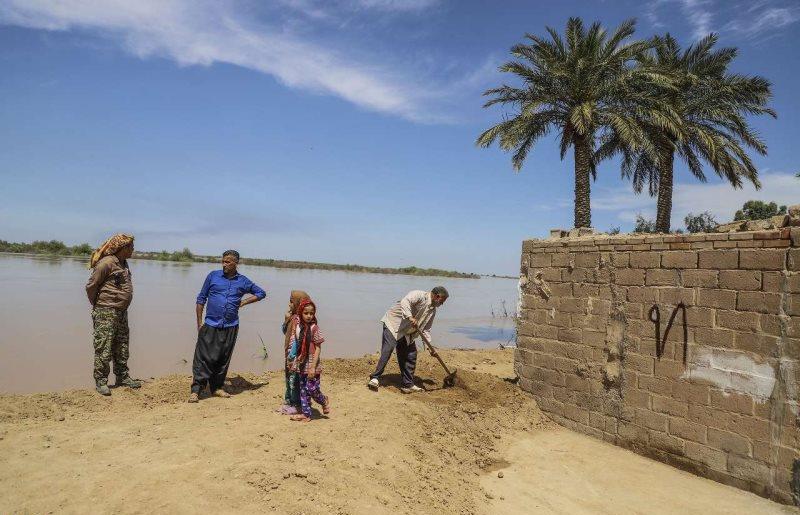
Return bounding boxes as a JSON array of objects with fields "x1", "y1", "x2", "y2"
[{"x1": 0, "y1": 348, "x2": 796, "y2": 514}]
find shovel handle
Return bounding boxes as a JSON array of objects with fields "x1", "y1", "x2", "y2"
[{"x1": 417, "y1": 331, "x2": 453, "y2": 376}]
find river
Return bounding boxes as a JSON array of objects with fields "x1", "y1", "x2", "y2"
[{"x1": 0, "y1": 254, "x2": 518, "y2": 393}]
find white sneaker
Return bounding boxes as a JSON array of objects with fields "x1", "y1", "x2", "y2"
[
  {"x1": 400, "y1": 385, "x2": 423, "y2": 394},
  {"x1": 367, "y1": 378, "x2": 379, "y2": 391}
]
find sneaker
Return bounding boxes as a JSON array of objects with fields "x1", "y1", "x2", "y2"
[
  {"x1": 400, "y1": 385, "x2": 423, "y2": 394},
  {"x1": 95, "y1": 382, "x2": 111, "y2": 396},
  {"x1": 367, "y1": 378, "x2": 379, "y2": 391},
  {"x1": 114, "y1": 376, "x2": 141, "y2": 389},
  {"x1": 188, "y1": 392, "x2": 199, "y2": 403}
]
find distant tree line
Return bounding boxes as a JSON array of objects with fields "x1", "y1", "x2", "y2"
[{"x1": 1, "y1": 239, "x2": 479, "y2": 279}]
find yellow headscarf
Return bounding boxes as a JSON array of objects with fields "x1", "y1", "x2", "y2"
[{"x1": 88, "y1": 233, "x2": 134, "y2": 268}]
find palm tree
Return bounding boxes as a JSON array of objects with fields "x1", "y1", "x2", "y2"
[
  {"x1": 477, "y1": 18, "x2": 670, "y2": 228},
  {"x1": 611, "y1": 34, "x2": 774, "y2": 232}
]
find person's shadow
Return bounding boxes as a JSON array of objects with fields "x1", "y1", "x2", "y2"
[
  {"x1": 380, "y1": 373, "x2": 437, "y2": 390},
  {"x1": 225, "y1": 374, "x2": 269, "y2": 395}
]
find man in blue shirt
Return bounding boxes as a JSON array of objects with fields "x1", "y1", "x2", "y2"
[{"x1": 189, "y1": 250, "x2": 267, "y2": 403}]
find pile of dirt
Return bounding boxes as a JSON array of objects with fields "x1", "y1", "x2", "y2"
[{"x1": 0, "y1": 348, "x2": 551, "y2": 514}]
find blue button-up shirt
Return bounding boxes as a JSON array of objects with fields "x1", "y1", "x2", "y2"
[{"x1": 196, "y1": 270, "x2": 266, "y2": 328}]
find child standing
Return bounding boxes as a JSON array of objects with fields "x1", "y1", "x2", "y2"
[
  {"x1": 289, "y1": 299, "x2": 330, "y2": 422},
  {"x1": 279, "y1": 290, "x2": 309, "y2": 415}
]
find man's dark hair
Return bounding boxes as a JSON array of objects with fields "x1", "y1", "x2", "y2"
[
  {"x1": 222, "y1": 250, "x2": 240, "y2": 261},
  {"x1": 432, "y1": 286, "x2": 449, "y2": 298}
]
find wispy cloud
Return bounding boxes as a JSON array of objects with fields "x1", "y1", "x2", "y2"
[
  {"x1": 647, "y1": 0, "x2": 714, "y2": 39},
  {"x1": 725, "y1": 3, "x2": 800, "y2": 40},
  {"x1": 592, "y1": 172, "x2": 800, "y2": 227},
  {"x1": 0, "y1": 0, "x2": 464, "y2": 123},
  {"x1": 645, "y1": 0, "x2": 800, "y2": 42}
]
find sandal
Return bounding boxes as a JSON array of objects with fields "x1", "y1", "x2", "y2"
[
  {"x1": 290, "y1": 415, "x2": 311, "y2": 422},
  {"x1": 322, "y1": 399, "x2": 331, "y2": 415}
]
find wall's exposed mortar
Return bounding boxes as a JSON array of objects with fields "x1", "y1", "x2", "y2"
[{"x1": 515, "y1": 228, "x2": 800, "y2": 505}]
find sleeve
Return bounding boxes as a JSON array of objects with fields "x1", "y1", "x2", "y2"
[
  {"x1": 248, "y1": 279, "x2": 267, "y2": 300},
  {"x1": 313, "y1": 325, "x2": 325, "y2": 346},
  {"x1": 422, "y1": 311, "x2": 436, "y2": 343},
  {"x1": 399, "y1": 291, "x2": 416, "y2": 319},
  {"x1": 85, "y1": 258, "x2": 111, "y2": 305},
  {"x1": 196, "y1": 272, "x2": 213, "y2": 305}
]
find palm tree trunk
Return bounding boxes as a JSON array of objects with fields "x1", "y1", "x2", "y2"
[
  {"x1": 573, "y1": 134, "x2": 592, "y2": 228},
  {"x1": 655, "y1": 150, "x2": 675, "y2": 233}
]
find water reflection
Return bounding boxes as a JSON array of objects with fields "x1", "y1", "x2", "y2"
[{"x1": 449, "y1": 323, "x2": 516, "y2": 344}]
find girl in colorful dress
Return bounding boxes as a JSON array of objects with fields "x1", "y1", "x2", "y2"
[
  {"x1": 289, "y1": 299, "x2": 330, "y2": 422},
  {"x1": 278, "y1": 290, "x2": 309, "y2": 415}
]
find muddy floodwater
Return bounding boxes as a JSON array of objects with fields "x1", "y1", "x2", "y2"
[{"x1": 0, "y1": 254, "x2": 518, "y2": 393}]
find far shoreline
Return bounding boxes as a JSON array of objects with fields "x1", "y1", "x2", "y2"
[{"x1": 0, "y1": 250, "x2": 518, "y2": 280}]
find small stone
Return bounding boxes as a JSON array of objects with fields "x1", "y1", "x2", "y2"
[
  {"x1": 485, "y1": 492, "x2": 494, "y2": 500},
  {"x1": 497, "y1": 471, "x2": 504, "y2": 478},
  {"x1": 57, "y1": 415, "x2": 65, "y2": 421}
]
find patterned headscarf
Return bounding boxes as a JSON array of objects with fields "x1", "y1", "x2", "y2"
[
  {"x1": 88, "y1": 233, "x2": 134, "y2": 268},
  {"x1": 295, "y1": 299, "x2": 318, "y2": 364},
  {"x1": 284, "y1": 290, "x2": 310, "y2": 354}
]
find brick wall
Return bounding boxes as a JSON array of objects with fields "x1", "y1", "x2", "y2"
[{"x1": 515, "y1": 228, "x2": 800, "y2": 505}]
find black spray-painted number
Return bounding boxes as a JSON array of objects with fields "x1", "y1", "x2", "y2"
[{"x1": 647, "y1": 302, "x2": 688, "y2": 364}]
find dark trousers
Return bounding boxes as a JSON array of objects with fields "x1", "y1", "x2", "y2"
[
  {"x1": 191, "y1": 324, "x2": 239, "y2": 393},
  {"x1": 370, "y1": 324, "x2": 417, "y2": 387}
]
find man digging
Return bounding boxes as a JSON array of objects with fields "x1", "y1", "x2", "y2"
[{"x1": 367, "y1": 287, "x2": 448, "y2": 393}]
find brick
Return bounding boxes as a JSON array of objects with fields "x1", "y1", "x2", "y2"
[
  {"x1": 716, "y1": 310, "x2": 760, "y2": 332},
  {"x1": 529, "y1": 253, "x2": 552, "y2": 267},
  {"x1": 685, "y1": 442, "x2": 727, "y2": 471},
  {"x1": 623, "y1": 387, "x2": 651, "y2": 409},
  {"x1": 649, "y1": 430, "x2": 686, "y2": 455},
  {"x1": 689, "y1": 404, "x2": 732, "y2": 430},
  {"x1": 740, "y1": 248, "x2": 786, "y2": 270},
  {"x1": 681, "y1": 269, "x2": 718, "y2": 288},
  {"x1": 761, "y1": 272, "x2": 800, "y2": 293},
  {"x1": 727, "y1": 455, "x2": 770, "y2": 485},
  {"x1": 559, "y1": 297, "x2": 589, "y2": 314},
  {"x1": 708, "y1": 428, "x2": 751, "y2": 456},
  {"x1": 710, "y1": 389, "x2": 754, "y2": 416},
  {"x1": 659, "y1": 287, "x2": 695, "y2": 305},
  {"x1": 661, "y1": 251, "x2": 698, "y2": 268},
  {"x1": 638, "y1": 375, "x2": 673, "y2": 395},
  {"x1": 760, "y1": 314, "x2": 783, "y2": 337},
  {"x1": 672, "y1": 381, "x2": 710, "y2": 404},
  {"x1": 636, "y1": 408, "x2": 668, "y2": 432},
  {"x1": 616, "y1": 268, "x2": 645, "y2": 286},
  {"x1": 652, "y1": 395, "x2": 689, "y2": 417},
  {"x1": 646, "y1": 269, "x2": 679, "y2": 286},
  {"x1": 735, "y1": 332, "x2": 780, "y2": 355},
  {"x1": 630, "y1": 252, "x2": 661, "y2": 268},
  {"x1": 685, "y1": 307, "x2": 713, "y2": 327},
  {"x1": 563, "y1": 403, "x2": 590, "y2": 425},
  {"x1": 574, "y1": 252, "x2": 599, "y2": 268},
  {"x1": 625, "y1": 353, "x2": 654, "y2": 375},
  {"x1": 728, "y1": 415, "x2": 770, "y2": 441},
  {"x1": 694, "y1": 327, "x2": 735, "y2": 348},
  {"x1": 611, "y1": 253, "x2": 630, "y2": 267},
  {"x1": 719, "y1": 270, "x2": 761, "y2": 291},
  {"x1": 669, "y1": 417, "x2": 707, "y2": 443},
  {"x1": 790, "y1": 249, "x2": 800, "y2": 271},
  {"x1": 654, "y1": 359, "x2": 685, "y2": 379},
  {"x1": 697, "y1": 288, "x2": 736, "y2": 309},
  {"x1": 788, "y1": 294, "x2": 800, "y2": 316},
  {"x1": 698, "y1": 250, "x2": 738, "y2": 269},
  {"x1": 627, "y1": 286, "x2": 658, "y2": 303},
  {"x1": 736, "y1": 291, "x2": 781, "y2": 314},
  {"x1": 618, "y1": 422, "x2": 648, "y2": 443},
  {"x1": 729, "y1": 232, "x2": 755, "y2": 241},
  {"x1": 572, "y1": 283, "x2": 599, "y2": 297}
]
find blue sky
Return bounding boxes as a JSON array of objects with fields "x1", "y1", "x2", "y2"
[{"x1": 0, "y1": 0, "x2": 798, "y2": 275}]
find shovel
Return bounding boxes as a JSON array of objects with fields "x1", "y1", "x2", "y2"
[{"x1": 415, "y1": 329, "x2": 458, "y2": 388}]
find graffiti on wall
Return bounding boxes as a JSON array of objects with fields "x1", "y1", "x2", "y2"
[{"x1": 647, "y1": 302, "x2": 688, "y2": 364}]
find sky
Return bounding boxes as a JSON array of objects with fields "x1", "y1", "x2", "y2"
[{"x1": 0, "y1": 0, "x2": 798, "y2": 276}]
